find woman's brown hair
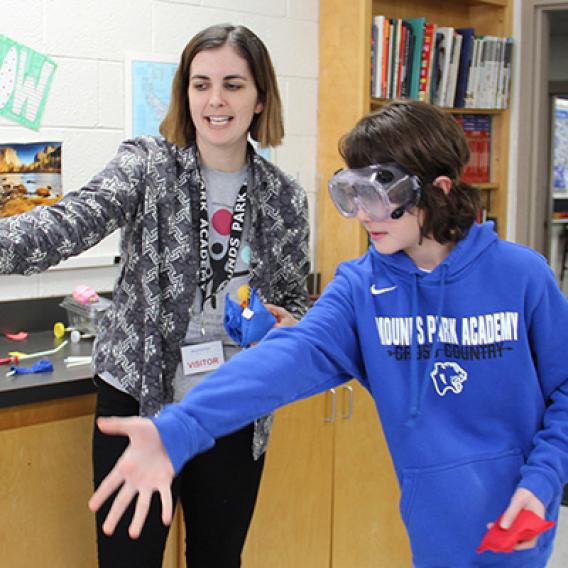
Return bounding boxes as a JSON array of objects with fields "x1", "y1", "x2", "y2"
[
  {"x1": 339, "y1": 99, "x2": 481, "y2": 244},
  {"x1": 160, "y1": 24, "x2": 284, "y2": 148}
]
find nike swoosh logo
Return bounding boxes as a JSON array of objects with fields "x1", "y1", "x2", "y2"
[{"x1": 370, "y1": 285, "x2": 397, "y2": 295}]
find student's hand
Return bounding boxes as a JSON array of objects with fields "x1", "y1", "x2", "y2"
[
  {"x1": 265, "y1": 304, "x2": 298, "y2": 328},
  {"x1": 88, "y1": 416, "x2": 175, "y2": 539},
  {"x1": 497, "y1": 487, "x2": 546, "y2": 550}
]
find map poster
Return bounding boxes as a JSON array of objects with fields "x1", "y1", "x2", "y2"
[{"x1": 126, "y1": 55, "x2": 178, "y2": 137}]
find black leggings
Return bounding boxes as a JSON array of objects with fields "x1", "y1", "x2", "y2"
[{"x1": 92, "y1": 377, "x2": 265, "y2": 568}]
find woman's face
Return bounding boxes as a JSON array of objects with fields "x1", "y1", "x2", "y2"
[{"x1": 188, "y1": 44, "x2": 263, "y2": 157}]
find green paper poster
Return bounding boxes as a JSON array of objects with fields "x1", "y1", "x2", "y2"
[{"x1": 0, "y1": 35, "x2": 57, "y2": 130}]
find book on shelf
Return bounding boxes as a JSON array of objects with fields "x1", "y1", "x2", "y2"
[
  {"x1": 371, "y1": 17, "x2": 378, "y2": 97},
  {"x1": 371, "y1": 15, "x2": 385, "y2": 98},
  {"x1": 499, "y1": 37, "x2": 513, "y2": 109},
  {"x1": 418, "y1": 23, "x2": 436, "y2": 102},
  {"x1": 370, "y1": 15, "x2": 512, "y2": 110},
  {"x1": 476, "y1": 207, "x2": 489, "y2": 224},
  {"x1": 429, "y1": 30, "x2": 442, "y2": 104},
  {"x1": 399, "y1": 21, "x2": 414, "y2": 99},
  {"x1": 404, "y1": 17, "x2": 425, "y2": 100},
  {"x1": 455, "y1": 114, "x2": 491, "y2": 184},
  {"x1": 432, "y1": 27, "x2": 453, "y2": 107},
  {"x1": 454, "y1": 28, "x2": 475, "y2": 108},
  {"x1": 381, "y1": 18, "x2": 390, "y2": 98},
  {"x1": 477, "y1": 36, "x2": 501, "y2": 108},
  {"x1": 445, "y1": 31, "x2": 463, "y2": 107},
  {"x1": 387, "y1": 19, "x2": 395, "y2": 99}
]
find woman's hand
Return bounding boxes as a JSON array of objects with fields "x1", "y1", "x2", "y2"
[
  {"x1": 498, "y1": 487, "x2": 546, "y2": 550},
  {"x1": 88, "y1": 416, "x2": 175, "y2": 539},
  {"x1": 265, "y1": 304, "x2": 298, "y2": 328}
]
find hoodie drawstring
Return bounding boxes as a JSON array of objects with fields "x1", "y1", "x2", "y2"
[
  {"x1": 406, "y1": 264, "x2": 448, "y2": 427},
  {"x1": 407, "y1": 272, "x2": 419, "y2": 425}
]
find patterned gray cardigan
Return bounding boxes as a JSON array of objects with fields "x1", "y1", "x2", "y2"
[{"x1": 0, "y1": 137, "x2": 310, "y2": 453}]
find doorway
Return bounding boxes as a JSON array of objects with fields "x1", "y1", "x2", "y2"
[{"x1": 511, "y1": 1, "x2": 568, "y2": 257}]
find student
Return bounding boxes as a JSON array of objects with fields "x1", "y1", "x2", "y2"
[
  {"x1": 89, "y1": 100, "x2": 568, "y2": 567},
  {"x1": 0, "y1": 24, "x2": 310, "y2": 568}
]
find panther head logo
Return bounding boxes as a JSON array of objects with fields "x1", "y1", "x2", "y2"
[{"x1": 430, "y1": 362, "x2": 468, "y2": 397}]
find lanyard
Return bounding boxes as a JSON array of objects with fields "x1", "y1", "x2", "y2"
[{"x1": 197, "y1": 178, "x2": 248, "y2": 312}]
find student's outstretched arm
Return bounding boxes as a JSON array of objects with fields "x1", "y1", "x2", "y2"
[
  {"x1": 90, "y1": 267, "x2": 364, "y2": 536},
  {"x1": 89, "y1": 417, "x2": 174, "y2": 538}
]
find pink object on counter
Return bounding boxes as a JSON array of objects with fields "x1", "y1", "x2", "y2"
[
  {"x1": 5, "y1": 332, "x2": 28, "y2": 341},
  {"x1": 72, "y1": 285, "x2": 99, "y2": 304}
]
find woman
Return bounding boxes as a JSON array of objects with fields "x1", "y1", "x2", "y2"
[{"x1": 0, "y1": 24, "x2": 310, "y2": 568}]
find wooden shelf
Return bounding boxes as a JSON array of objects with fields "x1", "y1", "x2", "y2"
[
  {"x1": 463, "y1": 0, "x2": 507, "y2": 5},
  {"x1": 371, "y1": 98, "x2": 504, "y2": 114}
]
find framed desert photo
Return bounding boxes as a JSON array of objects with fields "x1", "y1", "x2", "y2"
[{"x1": 0, "y1": 142, "x2": 62, "y2": 218}]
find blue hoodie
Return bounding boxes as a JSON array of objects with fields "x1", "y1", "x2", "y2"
[{"x1": 154, "y1": 223, "x2": 568, "y2": 567}]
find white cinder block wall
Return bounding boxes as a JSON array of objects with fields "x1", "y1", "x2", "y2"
[{"x1": 0, "y1": 0, "x2": 319, "y2": 301}]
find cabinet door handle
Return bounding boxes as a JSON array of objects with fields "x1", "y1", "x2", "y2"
[
  {"x1": 324, "y1": 388, "x2": 337, "y2": 423},
  {"x1": 341, "y1": 385, "x2": 353, "y2": 420}
]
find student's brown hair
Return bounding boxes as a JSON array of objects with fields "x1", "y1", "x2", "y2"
[
  {"x1": 160, "y1": 24, "x2": 284, "y2": 148},
  {"x1": 338, "y1": 100, "x2": 480, "y2": 244}
]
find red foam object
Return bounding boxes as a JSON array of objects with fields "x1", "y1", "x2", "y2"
[{"x1": 477, "y1": 509, "x2": 555, "y2": 554}]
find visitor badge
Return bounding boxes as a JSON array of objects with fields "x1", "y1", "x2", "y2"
[{"x1": 180, "y1": 340, "x2": 224, "y2": 376}]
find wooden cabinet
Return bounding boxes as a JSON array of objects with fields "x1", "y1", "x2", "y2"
[
  {"x1": 242, "y1": 393, "x2": 334, "y2": 568},
  {"x1": 0, "y1": 396, "x2": 180, "y2": 568},
  {"x1": 242, "y1": 382, "x2": 411, "y2": 568},
  {"x1": 332, "y1": 382, "x2": 411, "y2": 567}
]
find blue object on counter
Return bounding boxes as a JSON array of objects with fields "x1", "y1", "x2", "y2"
[
  {"x1": 224, "y1": 287, "x2": 276, "y2": 347},
  {"x1": 8, "y1": 358, "x2": 54, "y2": 376}
]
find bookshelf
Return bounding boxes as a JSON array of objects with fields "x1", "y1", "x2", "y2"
[
  {"x1": 314, "y1": 2, "x2": 513, "y2": 565},
  {"x1": 317, "y1": 0, "x2": 512, "y2": 286}
]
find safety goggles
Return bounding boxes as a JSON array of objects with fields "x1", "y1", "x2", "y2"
[{"x1": 328, "y1": 162, "x2": 422, "y2": 221}]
